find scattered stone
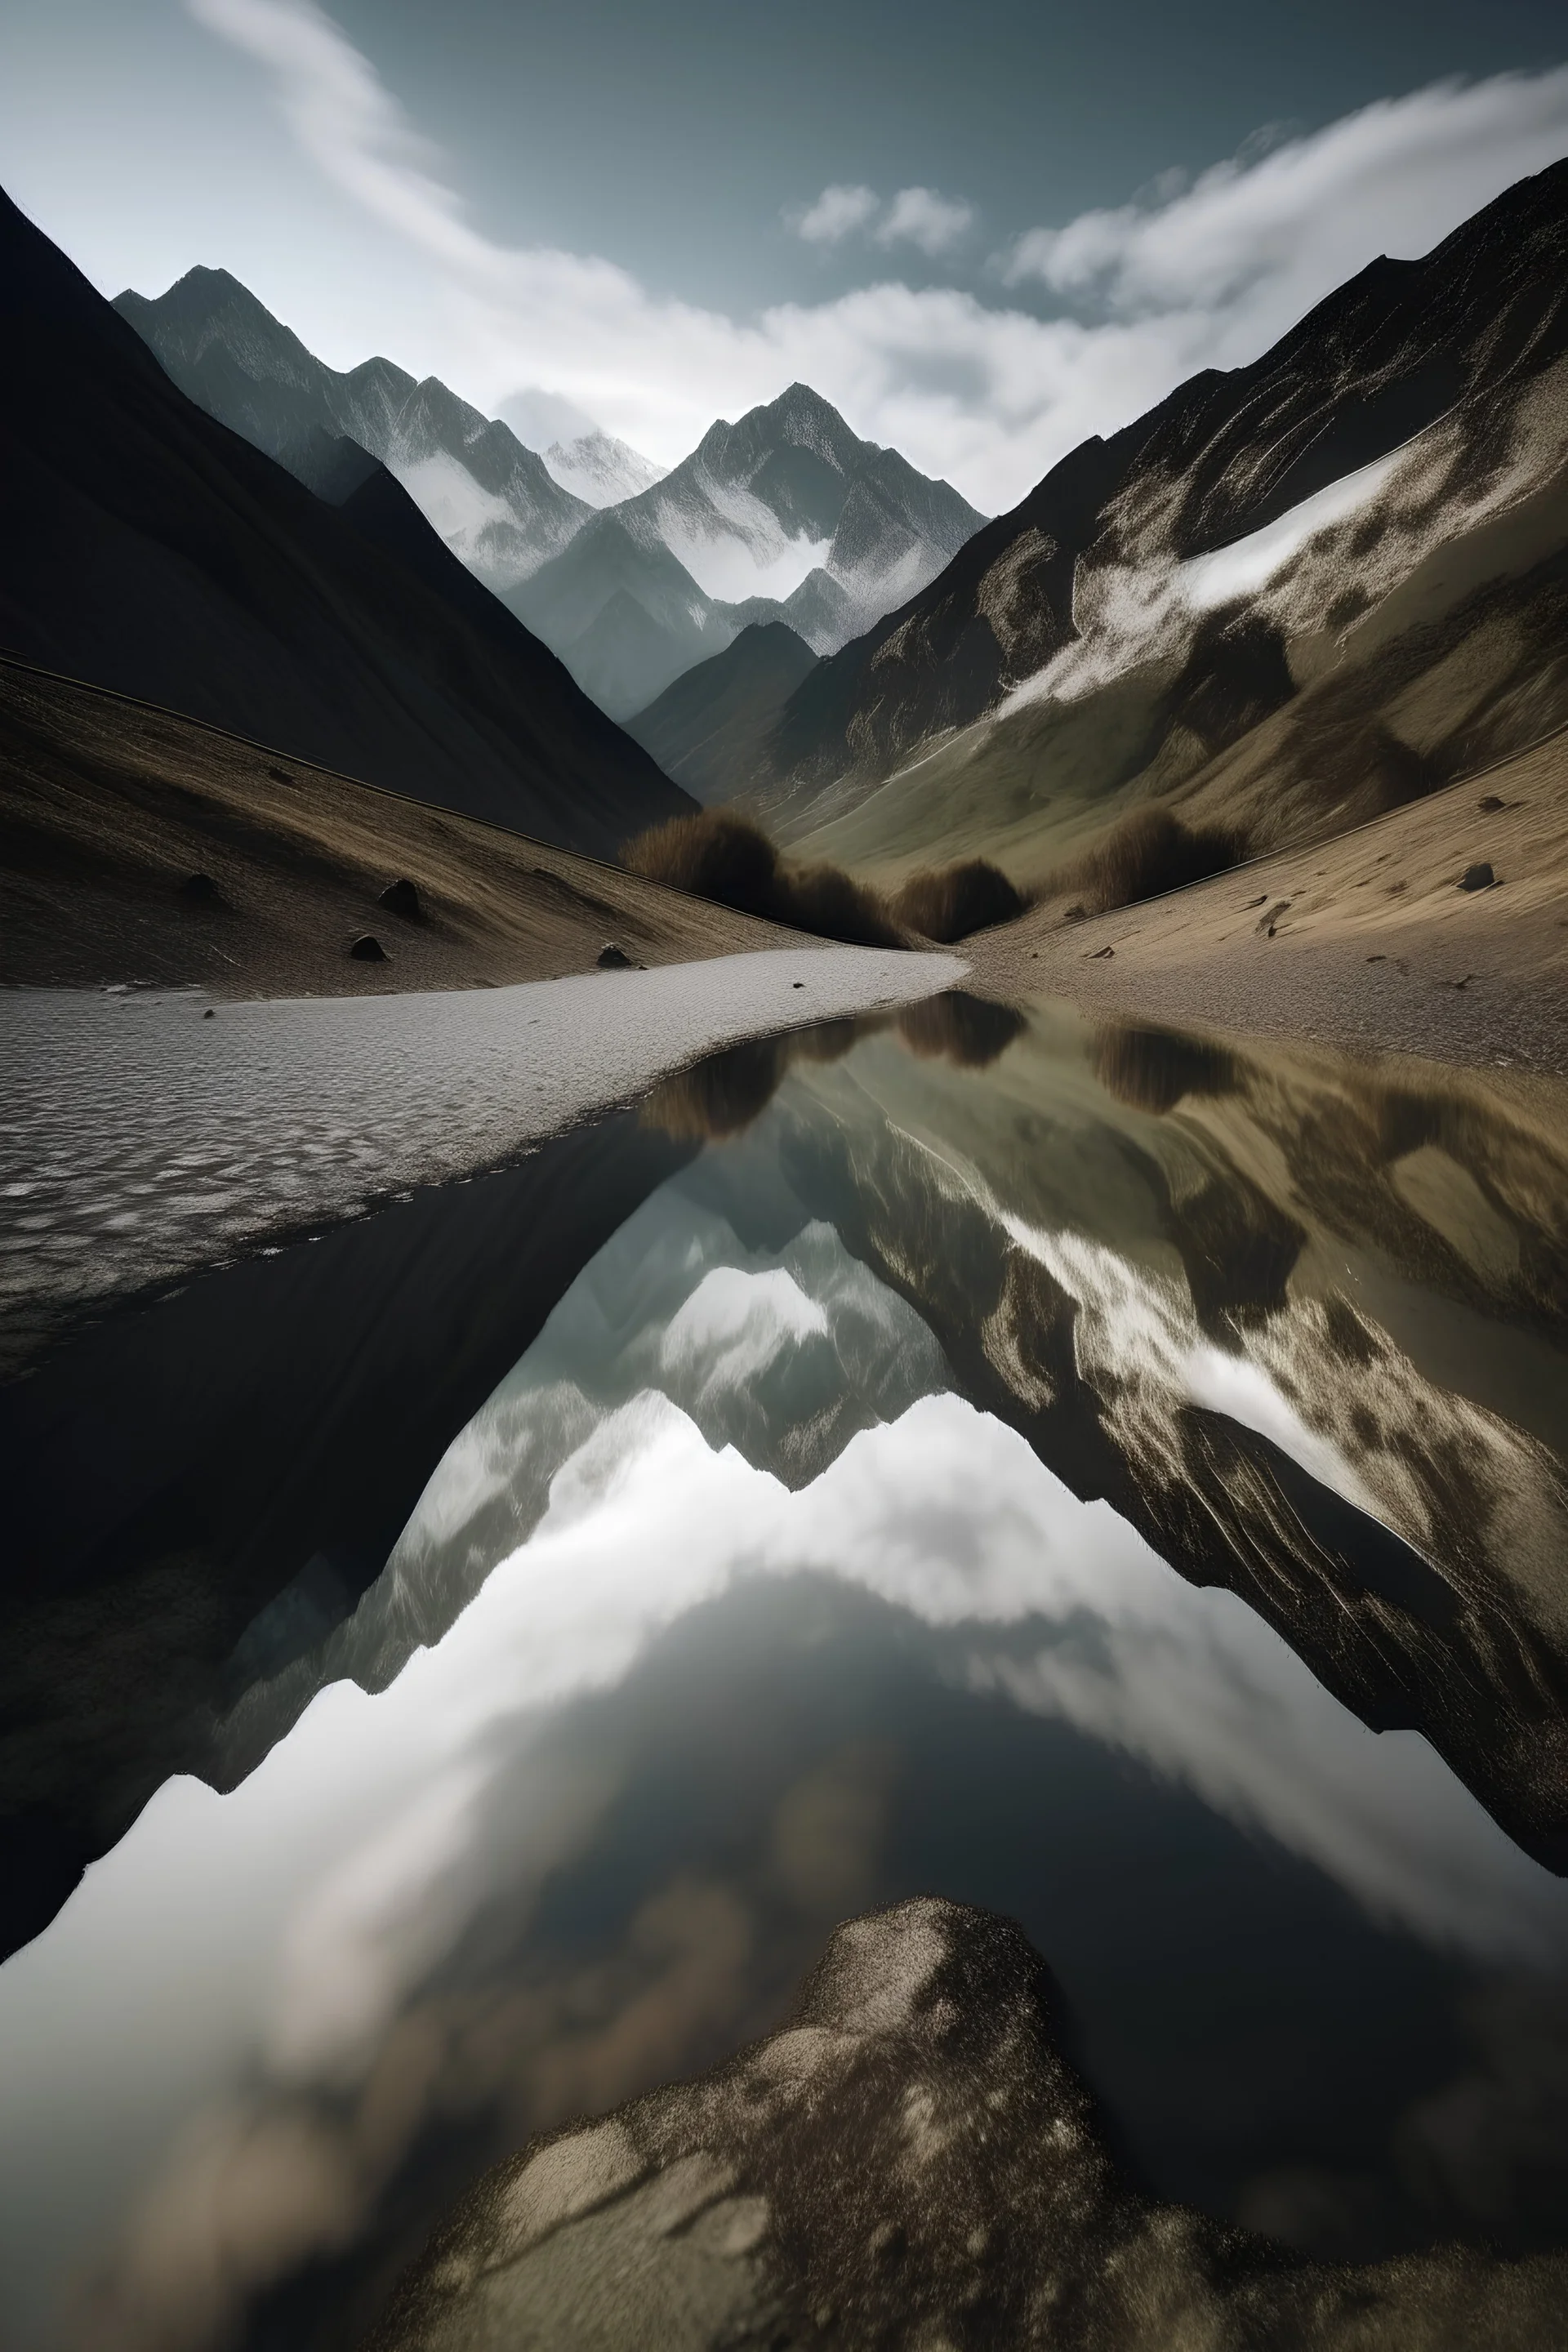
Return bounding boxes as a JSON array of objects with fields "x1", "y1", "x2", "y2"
[
  {"x1": 350, "y1": 933, "x2": 390, "y2": 962},
  {"x1": 1477, "y1": 794, "x2": 1505, "y2": 812},
  {"x1": 1255, "y1": 900, "x2": 1290, "y2": 933},
  {"x1": 791, "y1": 981, "x2": 804, "y2": 989},
  {"x1": 378, "y1": 878, "x2": 423, "y2": 921},
  {"x1": 203, "y1": 1008, "x2": 215, "y2": 1019},
  {"x1": 1366, "y1": 954, "x2": 1386, "y2": 963},
  {"x1": 265, "y1": 765, "x2": 295, "y2": 786},
  {"x1": 595, "y1": 943, "x2": 639, "y2": 969},
  {"x1": 1387, "y1": 880, "x2": 1407, "y2": 894},
  {"x1": 1459, "y1": 862, "x2": 1496, "y2": 892},
  {"x1": 1244, "y1": 893, "x2": 1268, "y2": 907},
  {"x1": 1063, "y1": 904, "x2": 1088, "y2": 921},
  {"x1": 177, "y1": 871, "x2": 228, "y2": 909},
  {"x1": 1088, "y1": 945, "x2": 1115, "y2": 960}
]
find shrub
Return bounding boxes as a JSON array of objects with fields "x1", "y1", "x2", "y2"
[
  {"x1": 1071, "y1": 808, "x2": 1245, "y2": 914},
  {"x1": 778, "y1": 859, "x2": 902, "y2": 947},
  {"x1": 621, "y1": 810, "x2": 779, "y2": 918},
  {"x1": 892, "y1": 860, "x2": 1031, "y2": 943}
]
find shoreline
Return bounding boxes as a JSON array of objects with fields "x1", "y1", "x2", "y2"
[
  {"x1": 964, "y1": 731, "x2": 1568, "y2": 1080},
  {"x1": 0, "y1": 945, "x2": 964, "y2": 1371}
]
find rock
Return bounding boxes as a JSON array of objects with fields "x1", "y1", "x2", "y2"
[
  {"x1": 1477, "y1": 794, "x2": 1505, "y2": 812},
  {"x1": 203, "y1": 1008, "x2": 214, "y2": 1018},
  {"x1": 367, "y1": 1900, "x2": 1568, "y2": 2352},
  {"x1": 1459, "y1": 862, "x2": 1496, "y2": 892},
  {"x1": 350, "y1": 933, "x2": 390, "y2": 962},
  {"x1": 177, "y1": 871, "x2": 228, "y2": 909},
  {"x1": 378, "y1": 879, "x2": 422, "y2": 921},
  {"x1": 596, "y1": 943, "x2": 640, "y2": 969}
]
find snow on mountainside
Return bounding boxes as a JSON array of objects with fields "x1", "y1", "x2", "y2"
[
  {"x1": 116, "y1": 277, "x2": 987, "y2": 724},
  {"x1": 114, "y1": 270, "x2": 590, "y2": 588},
  {"x1": 542, "y1": 430, "x2": 667, "y2": 508}
]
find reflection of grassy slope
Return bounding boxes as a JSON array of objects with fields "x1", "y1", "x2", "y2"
[{"x1": 792, "y1": 469, "x2": 1568, "y2": 893}]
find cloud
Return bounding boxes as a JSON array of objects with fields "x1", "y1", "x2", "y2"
[
  {"x1": 791, "y1": 182, "x2": 880, "y2": 245},
  {"x1": 877, "y1": 185, "x2": 976, "y2": 256},
  {"x1": 1001, "y1": 68, "x2": 1568, "y2": 365},
  {"x1": 184, "y1": 0, "x2": 1568, "y2": 513}
]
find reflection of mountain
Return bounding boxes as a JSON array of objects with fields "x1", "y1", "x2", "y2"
[
  {"x1": 775, "y1": 1016, "x2": 1568, "y2": 1864},
  {"x1": 751, "y1": 162, "x2": 1568, "y2": 886},
  {"x1": 0, "y1": 1113, "x2": 689, "y2": 1962}
]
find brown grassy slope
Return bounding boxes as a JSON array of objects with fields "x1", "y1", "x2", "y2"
[
  {"x1": 0, "y1": 657, "x2": 803, "y2": 998},
  {"x1": 964, "y1": 728, "x2": 1568, "y2": 1076}
]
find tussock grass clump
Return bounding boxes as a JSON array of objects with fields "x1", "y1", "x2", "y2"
[
  {"x1": 891, "y1": 860, "x2": 1031, "y2": 943},
  {"x1": 623, "y1": 810, "x2": 1030, "y2": 951},
  {"x1": 1066, "y1": 808, "x2": 1246, "y2": 915}
]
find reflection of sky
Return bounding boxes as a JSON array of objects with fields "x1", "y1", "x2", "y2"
[{"x1": 4, "y1": 1184, "x2": 1567, "y2": 2346}]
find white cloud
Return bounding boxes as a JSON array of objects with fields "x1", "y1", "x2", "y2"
[
  {"x1": 183, "y1": 0, "x2": 1568, "y2": 513},
  {"x1": 876, "y1": 185, "x2": 975, "y2": 256},
  {"x1": 791, "y1": 182, "x2": 880, "y2": 245},
  {"x1": 1002, "y1": 68, "x2": 1568, "y2": 365}
]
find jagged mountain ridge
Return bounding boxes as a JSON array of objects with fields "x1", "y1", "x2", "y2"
[
  {"x1": 510, "y1": 381, "x2": 985, "y2": 716},
  {"x1": 755, "y1": 158, "x2": 1568, "y2": 856},
  {"x1": 113, "y1": 268, "x2": 592, "y2": 586},
  {"x1": 114, "y1": 271, "x2": 987, "y2": 721},
  {"x1": 0, "y1": 189, "x2": 691, "y2": 853}
]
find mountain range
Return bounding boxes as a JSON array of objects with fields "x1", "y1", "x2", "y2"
[
  {"x1": 0, "y1": 191, "x2": 688, "y2": 853},
  {"x1": 715, "y1": 158, "x2": 1568, "y2": 887},
  {"x1": 114, "y1": 274, "x2": 986, "y2": 720}
]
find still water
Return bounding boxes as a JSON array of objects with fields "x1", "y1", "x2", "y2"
[{"x1": 2, "y1": 994, "x2": 1567, "y2": 2349}]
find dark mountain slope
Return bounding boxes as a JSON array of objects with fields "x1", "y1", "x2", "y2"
[
  {"x1": 626, "y1": 623, "x2": 819, "y2": 804},
  {"x1": 766, "y1": 158, "x2": 1568, "y2": 815},
  {"x1": 0, "y1": 189, "x2": 688, "y2": 853},
  {"x1": 114, "y1": 266, "x2": 589, "y2": 581}
]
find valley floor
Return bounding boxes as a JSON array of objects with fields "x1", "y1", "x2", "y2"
[{"x1": 965, "y1": 730, "x2": 1568, "y2": 1078}]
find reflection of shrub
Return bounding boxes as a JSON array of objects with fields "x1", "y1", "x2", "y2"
[
  {"x1": 899, "y1": 993, "x2": 1026, "y2": 1068},
  {"x1": 892, "y1": 861, "x2": 1031, "y2": 942},
  {"x1": 1092, "y1": 1022, "x2": 1238, "y2": 1114},
  {"x1": 1064, "y1": 808, "x2": 1245, "y2": 914}
]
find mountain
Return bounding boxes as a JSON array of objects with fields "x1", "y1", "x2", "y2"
[
  {"x1": 113, "y1": 267, "x2": 590, "y2": 587},
  {"x1": 512, "y1": 381, "x2": 986, "y2": 715},
  {"x1": 114, "y1": 271, "x2": 989, "y2": 723},
  {"x1": 751, "y1": 160, "x2": 1568, "y2": 884},
  {"x1": 0, "y1": 189, "x2": 691, "y2": 853},
  {"x1": 626, "y1": 621, "x2": 819, "y2": 804},
  {"x1": 542, "y1": 428, "x2": 666, "y2": 507}
]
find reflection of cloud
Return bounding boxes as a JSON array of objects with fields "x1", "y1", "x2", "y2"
[{"x1": 12, "y1": 1375, "x2": 1568, "y2": 2344}]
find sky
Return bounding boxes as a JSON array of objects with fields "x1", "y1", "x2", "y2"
[{"x1": 3, "y1": 0, "x2": 1567, "y2": 510}]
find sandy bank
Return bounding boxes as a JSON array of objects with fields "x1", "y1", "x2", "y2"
[
  {"x1": 0, "y1": 657, "x2": 812, "y2": 996},
  {"x1": 0, "y1": 945, "x2": 962, "y2": 1367},
  {"x1": 965, "y1": 730, "x2": 1568, "y2": 1076}
]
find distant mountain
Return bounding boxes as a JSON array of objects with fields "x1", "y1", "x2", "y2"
[
  {"x1": 114, "y1": 272, "x2": 987, "y2": 721},
  {"x1": 512, "y1": 382, "x2": 986, "y2": 715},
  {"x1": 114, "y1": 268, "x2": 590, "y2": 586},
  {"x1": 0, "y1": 189, "x2": 691, "y2": 853},
  {"x1": 626, "y1": 622, "x2": 819, "y2": 804},
  {"x1": 753, "y1": 160, "x2": 1568, "y2": 882},
  {"x1": 542, "y1": 429, "x2": 667, "y2": 508}
]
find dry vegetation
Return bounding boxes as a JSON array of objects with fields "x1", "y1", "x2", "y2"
[
  {"x1": 1047, "y1": 807, "x2": 1247, "y2": 916},
  {"x1": 622, "y1": 811, "x2": 1031, "y2": 948},
  {"x1": 890, "y1": 860, "x2": 1030, "y2": 943}
]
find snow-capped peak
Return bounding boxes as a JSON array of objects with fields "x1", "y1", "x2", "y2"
[{"x1": 543, "y1": 431, "x2": 668, "y2": 510}]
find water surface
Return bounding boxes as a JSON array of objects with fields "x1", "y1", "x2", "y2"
[{"x1": 2, "y1": 995, "x2": 1566, "y2": 2350}]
